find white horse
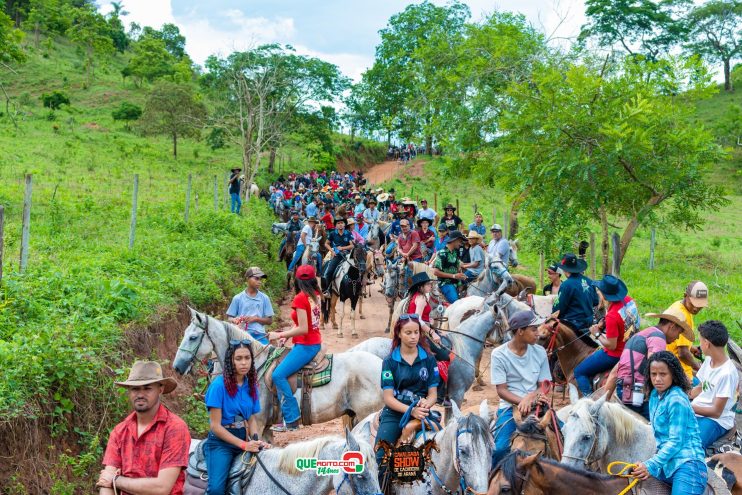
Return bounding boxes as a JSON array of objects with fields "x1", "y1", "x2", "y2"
[
  {"x1": 173, "y1": 308, "x2": 384, "y2": 440},
  {"x1": 352, "y1": 401, "x2": 493, "y2": 495},
  {"x1": 271, "y1": 222, "x2": 288, "y2": 235},
  {"x1": 560, "y1": 389, "x2": 655, "y2": 472},
  {"x1": 189, "y1": 430, "x2": 381, "y2": 495},
  {"x1": 249, "y1": 183, "x2": 259, "y2": 198}
]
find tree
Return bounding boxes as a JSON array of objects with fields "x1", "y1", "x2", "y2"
[
  {"x1": 142, "y1": 23, "x2": 186, "y2": 59},
  {"x1": 495, "y1": 55, "x2": 727, "y2": 274},
  {"x1": 111, "y1": 101, "x2": 141, "y2": 129},
  {"x1": 66, "y1": 6, "x2": 114, "y2": 85},
  {"x1": 140, "y1": 82, "x2": 207, "y2": 158},
  {"x1": 0, "y1": 8, "x2": 25, "y2": 125},
  {"x1": 685, "y1": 0, "x2": 742, "y2": 91},
  {"x1": 125, "y1": 37, "x2": 175, "y2": 84},
  {"x1": 579, "y1": 0, "x2": 690, "y2": 60},
  {"x1": 105, "y1": 1, "x2": 129, "y2": 52}
]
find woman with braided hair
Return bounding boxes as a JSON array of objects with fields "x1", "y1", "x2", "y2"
[
  {"x1": 203, "y1": 341, "x2": 270, "y2": 494},
  {"x1": 631, "y1": 351, "x2": 707, "y2": 495}
]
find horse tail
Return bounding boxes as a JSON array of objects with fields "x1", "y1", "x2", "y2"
[{"x1": 321, "y1": 294, "x2": 330, "y2": 322}]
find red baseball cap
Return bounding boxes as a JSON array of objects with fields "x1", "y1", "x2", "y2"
[{"x1": 296, "y1": 265, "x2": 316, "y2": 280}]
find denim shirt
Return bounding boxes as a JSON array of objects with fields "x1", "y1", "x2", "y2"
[{"x1": 646, "y1": 386, "x2": 705, "y2": 478}]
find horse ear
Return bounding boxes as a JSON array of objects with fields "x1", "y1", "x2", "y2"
[
  {"x1": 187, "y1": 306, "x2": 197, "y2": 319},
  {"x1": 345, "y1": 427, "x2": 361, "y2": 452},
  {"x1": 538, "y1": 410, "x2": 551, "y2": 430},
  {"x1": 451, "y1": 400, "x2": 463, "y2": 420},
  {"x1": 569, "y1": 383, "x2": 580, "y2": 405},
  {"x1": 511, "y1": 239, "x2": 518, "y2": 247},
  {"x1": 589, "y1": 394, "x2": 607, "y2": 417},
  {"x1": 479, "y1": 399, "x2": 490, "y2": 422},
  {"x1": 521, "y1": 451, "x2": 541, "y2": 466}
]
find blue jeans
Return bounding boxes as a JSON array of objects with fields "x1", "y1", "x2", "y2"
[
  {"x1": 288, "y1": 244, "x2": 322, "y2": 272},
  {"x1": 385, "y1": 241, "x2": 397, "y2": 256},
  {"x1": 574, "y1": 349, "x2": 619, "y2": 396},
  {"x1": 204, "y1": 427, "x2": 246, "y2": 494},
  {"x1": 616, "y1": 385, "x2": 650, "y2": 420},
  {"x1": 375, "y1": 407, "x2": 405, "y2": 488},
  {"x1": 273, "y1": 344, "x2": 321, "y2": 424},
  {"x1": 491, "y1": 408, "x2": 516, "y2": 469},
  {"x1": 655, "y1": 459, "x2": 707, "y2": 495},
  {"x1": 440, "y1": 283, "x2": 459, "y2": 304},
  {"x1": 464, "y1": 269, "x2": 480, "y2": 281},
  {"x1": 230, "y1": 192, "x2": 242, "y2": 214},
  {"x1": 696, "y1": 416, "x2": 729, "y2": 449}
]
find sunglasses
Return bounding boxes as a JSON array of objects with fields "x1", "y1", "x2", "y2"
[
  {"x1": 229, "y1": 339, "x2": 252, "y2": 347},
  {"x1": 398, "y1": 313, "x2": 420, "y2": 321}
]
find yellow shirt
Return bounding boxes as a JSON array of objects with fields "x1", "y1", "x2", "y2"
[{"x1": 665, "y1": 300, "x2": 695, "y2": 380}]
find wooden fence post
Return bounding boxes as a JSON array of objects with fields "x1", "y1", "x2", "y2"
[
  {"x1": 492, "y1": 206, "x2": 497, "y2": 227},
  {"x1": 434, "y1": 192, "x2": 438, "y2": 212},
  {"x1": 224, "y1": 172, "x2": 229, "y2": 209},
  {"x1": 539, "y1": 252, "x2": 545, "y2": 292},
  {"x1": 649, "y1": 228, "x2": 656, "y2": 270},
  {"x1": 129, "y1": 174, "x2": 138, "y2": 249},
  {"x1": 213, "y1": 175, "x2": 218, "y2": 212},
  {"x1": 0, "y1": 205, "x2": 4, "y2": 284},
  {"x1": 611, "y1": 232, "x2": 621, "y2": 277},
  {"x1": 456, "y1": 199, "x2": 460, "y2": 215},
  {"x1": 589, "y1": 232, "x2": 596, "y2": 279},
  {"x1": 184, "y1": 174, "x2": 192, "y2": 222},
  {"x1": 19, "y1": 174, "x2": 32, "y2": 273},
  {"x1": 503, "y1": 211, "x2": 508, "y2": 238}
]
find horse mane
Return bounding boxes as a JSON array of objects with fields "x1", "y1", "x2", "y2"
[
  {"x1": 276, "y1": 436, "x2": 338, "y2": 475},
  {"x1": 458, "y1": 412, "x2": 493, "y2": 445},
  {"x1": 515, "y1": 416, "x2": 544, "y2": 436},
  {"x1": 495, "y1": 450, "x2": 614, "y2": 486},
  {"x1": 571, "y1": 398, "x2": 644, "y2": 446}
]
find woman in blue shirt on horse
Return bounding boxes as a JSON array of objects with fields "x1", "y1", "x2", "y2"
[{"x1": 631, "y1": 351, "x2": 707, "y2": 495}]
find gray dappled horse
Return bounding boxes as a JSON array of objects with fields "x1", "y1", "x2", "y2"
[{"x1": 173, "y1": 309, "x2": 384, "y2": 440}]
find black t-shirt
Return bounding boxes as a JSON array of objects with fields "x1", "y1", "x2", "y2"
[
  {"x1": 381, "y1": 346, "x2": 440, "y2": 402},
  {"x1": 442, "y1": 215, "x2": 462, "y2": 231},
  {"x1": 229, "y1": 172, "x2": 241, "y2": 194}
]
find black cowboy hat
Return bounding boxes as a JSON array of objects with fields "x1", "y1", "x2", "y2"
[
  {"x1": 416, "y1": 217, "x2": 431, "y2": 227},
  {"x1": 230, "y1": 167, "x2": 242, "y2": 172},
  {"x1": 557, "y1": 253, "x2": 587, "y2": 273},
  {"x1": 592, "y1": 275, "x2": 628, "y2": 302},
  {"x1": 445, "y1": 230, "x2": 465, "y2": 243},
  {"x1": 444, "y1": 203, "x2": 456, "y2": 211},
  {"x1": 334, "y1": 216, "x2": 347, "y2": 226},
  {"x1": 407, "y1": 272, "x2": 436, "y2": 296}
]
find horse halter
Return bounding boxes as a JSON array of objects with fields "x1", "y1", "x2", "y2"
[
  {"x1": 560, "y1": 423, "x2": 599, "y2": 468},
  {"x1": 177, "y1": 315, "x2": 214, "y2": 371}
]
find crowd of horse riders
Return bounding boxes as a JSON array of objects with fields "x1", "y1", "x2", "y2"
[{"x1": 95, "y1": 168, "x2": 740, "y2": 495}]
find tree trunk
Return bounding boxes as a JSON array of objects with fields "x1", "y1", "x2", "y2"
[
  {"x1": 34, "y1": 23, "x2": 40, "y2": 48},
  {"x1": 426, "y1": 135, "x2": 433, "y2": 156},
  {"x1": 724, "y1": 58, "x2": 732, "y2": 92},
  {"x1": 350, "y1": 126, "x2": 355, "y2": 142},
  {"x1": 599, "y1": 206, "x2": 610, "y2": 276},
  {"x1": 172, "y1": 133, "x2": 177, "y2": 158},
  {"x1": 268, "y1": 147, "x2": 276, "y2": 174},
  {"x1": 508, "y1": 187, "x2": 531, "y2": 239},
  {"x1": 618, "y1": 194, "x2": 665, "y2": 267},
  {"x1": 386, "y1": 130, "x2": 391, "y2": 147}
]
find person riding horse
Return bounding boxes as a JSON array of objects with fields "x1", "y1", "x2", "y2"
[
  {"x1": 288, "y1": 216, "x2": 322, "y2": 273},
  {"x1": 321, "y1": 217, "x2": 354, "y2": 295},
  {"x1": 416, "y1": 217, "x2": 435, "y2": 262},
  {"x1": 550, "y1": 253, "x2": 600, "y2": 346},
  {"x1": 278, "y1": 210, "x2": 303, "y2": 259},
  {"x1": 432, "y1": 231, "x2": 467, "y2": 304}
]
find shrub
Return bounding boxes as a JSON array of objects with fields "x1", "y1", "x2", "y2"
[
  {"x1": 111, "y1": 102, "x2": 142, "y2": 128},
  {"x1": 41, "y1": 91, "x2": 70, "y2": 110}
]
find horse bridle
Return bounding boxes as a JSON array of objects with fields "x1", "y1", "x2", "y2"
[
  {"x1": 428, "y1": 426, "x2": 488, "y2": 495},
  {"x1": 177, "y1": 315, "x2": 217, "y2": 372},
  {"x1": 559, "y1": 421, "x2": 600, "y2": 467},
  {"x1": 490, "y1": 457, "x2": 533, "y2": 495}
]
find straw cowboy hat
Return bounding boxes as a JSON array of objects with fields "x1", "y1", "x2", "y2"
[
  {"x1": 115, "y1": 361, "x2": 177, "y2": 394},
  {"x1": 466, "y1": 230, "x2": 483, "y2": 241},
  {"x1": 376, "y1": 193, "x2": 390, "y2": 202},
  {"x1": 646, "y1": 305, "x2": 694, "y2": 341}
]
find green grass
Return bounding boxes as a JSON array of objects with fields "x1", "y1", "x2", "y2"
[{"x1": 385, "y1": 158, "x2": 741, "y2": 342}]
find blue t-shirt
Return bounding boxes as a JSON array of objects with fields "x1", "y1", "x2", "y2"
[
  {"x1": 204, "y1": 375, "x2": 261, "y2": 426},
  {"x1": 328, "y1": 229, "x2": 353, "y2": 248},
  {"x1": 226, "y1": 290, "x2": 274, "y2": 341},
  {"x1": 468, "y1": 223, "x2": 486, "y2": 236}
]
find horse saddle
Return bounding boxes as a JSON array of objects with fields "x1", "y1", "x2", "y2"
[
  {"x1": 706, "y1": 427, "x2": 740, "y2": 457},
  {"x1": 632, "y1": 469, "x2": 730, "y2": 495},
  {"x1": 184, "y1": 440, "x2": 256, "y2": 495},
  {"x1": 368, "y1": 409, "x2": 443, "y2": 447}
]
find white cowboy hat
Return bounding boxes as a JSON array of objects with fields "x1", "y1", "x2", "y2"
[{"x1": 376, "y1": 193, "x2": 390, "y2": 202}]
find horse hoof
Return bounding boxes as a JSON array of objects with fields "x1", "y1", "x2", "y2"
[
  {"x1": 384, "y1": 327, "x2": 390, "y2": 334},
  {"x1": 360, "y1": 315, "x2": 366, "y2": 320},
  {"x1": 337, "y1": 333, "x2": 343, "y2": 338},
  {"x1": 352, "y1": 333, "x2": 359, "y2": 339},
  {"x1": 472, "y1": 384, "x2": 483, "y2": 392},
  {"x1": 333, "y1": 324, "x2": 339, "y2": 329}
]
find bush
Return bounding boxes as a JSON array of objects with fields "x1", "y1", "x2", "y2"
[
  {"x1": 111, "y1": 102, "x2": 143, "y2": 127},
  {"x1": 41, "y1": 91, "x2": 70, "y2": 110},
  {"x1": 206, "y1": 127, "x2": 226, "y2": 150}
]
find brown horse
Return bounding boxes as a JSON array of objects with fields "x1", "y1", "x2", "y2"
[
  {"x1": 537, "y1": 319, "x2": 596, "y2": 384},
  {"x1": 511, "y1": 407, "x2": 562, "y2": 461},
  {"x1": 710, "y1": 452, "x2": 742, "y2": 495},
  {"x1": 488, "y1": 450, "x2": 730, "y2": 495}
]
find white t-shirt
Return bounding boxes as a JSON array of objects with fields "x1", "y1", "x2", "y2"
[
  {"x1": 491, "y1": 343, "x2": 551, "y2": 410},
  {"x1": 297, "y1": 224, "x2": 314, "y2": 247},
  {"x1": 692, "y1": 357, "x2": 739, "y2": 430}
]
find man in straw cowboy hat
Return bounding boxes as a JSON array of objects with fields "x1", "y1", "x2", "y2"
[
  {"x1": 362, "y1": 197, "x2": 380, "y2": 225},
  {"x1": 606, "y1": 304, "x2": 693, "y2": 419},
  {"x1": 462, "y1": 230, "x2": 485, "y2": 281},
  {"x1": 98, "y1": 361, "x2": 190, "y2": 495},
  {"x1": 666, "y1": 280, "x2": 709, "y2": 384}
]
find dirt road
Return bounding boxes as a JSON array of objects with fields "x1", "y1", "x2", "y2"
[
  {"x1": 271, "y1": 159, "x2": 502, "y2": 448},
  {"x1": 363, "y1": 158, "x2": 428, "y2": 186}
]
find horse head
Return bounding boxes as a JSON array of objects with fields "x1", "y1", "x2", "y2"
[
  {"x1": 271, "y1": 222, "x2": 288, "y2": 235},
  {"x1": 445, "y1": 401, "x2": 493, "y2": 495},
  {"x1": 173, "y1": 307, "x2": 217, "y2": 375},
  {"x1": 508, "y1": 239, "x2": 519, "y2": 267},
  {"x1": 488, "y1": 450, "x2": 542, "y2": 495},
  {"x1": 560, "y1": 395, "x2": 610, "y2": 471},
  {"x1": 332, "y1": 429, "x2": 381, "y2": 495}
]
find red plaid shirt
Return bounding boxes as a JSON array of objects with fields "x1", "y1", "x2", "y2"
[{"x1": 103, "y1": 404, "x2": 191, "y2": 495}]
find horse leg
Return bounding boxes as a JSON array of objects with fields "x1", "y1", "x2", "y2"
[
  {"x1": 385, "y1": 304, "x2": 393, "y2": 333},
  {"x1": 472, "y1": 353, "x2": 486, "y2": 390},
  {"x1": 338, "y1": 299, "x2": 345, "y2": 337},
  {"x1": 331, "y1": 294, "x2": 339, "y2": 330},
  {"x1": 359, "y1": 289, "x2": 365, "y2": 319},
  {"x1": 351, "y1": 297, "x2": 358, "y2": 338}
]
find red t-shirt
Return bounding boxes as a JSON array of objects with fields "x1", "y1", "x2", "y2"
[
  {"x1": 103, "y1": 404, "x2": 191, "y2": 495},
  {"x1": 407, "y1": 293, "x2": 432, "y2": 323},
  {"x1": 417, "y1": 228, "x2": 435, "y2": 248},
  {"x1": 321, "y1": 211, "x2": 334, "y2": 230},
  {"x1": 604, "y1": 296, "x2": 632, "y2": 358},
  {"x1": 290, "y1": 291, "x2": 322, "y2": 345},
  {"x1": 398, "y1": 230, "x2": 422, "y2": 260}
]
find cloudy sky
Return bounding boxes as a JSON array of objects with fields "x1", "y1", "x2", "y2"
[{"x1": 100, "y1": 0, "x2": 586, "y2": 81}]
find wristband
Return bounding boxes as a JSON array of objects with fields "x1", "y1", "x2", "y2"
[{"x1": 241, "y1": 441, "x2": 248, "y2": 451}]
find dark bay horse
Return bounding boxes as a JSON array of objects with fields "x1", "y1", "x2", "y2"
[{"x1": 321, "y1": 244, "x2": 366, "y2": 338}]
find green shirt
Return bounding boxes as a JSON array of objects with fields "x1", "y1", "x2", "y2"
[{"x1": 434, "y1": 247, "x2": 461, "y2": 286}]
